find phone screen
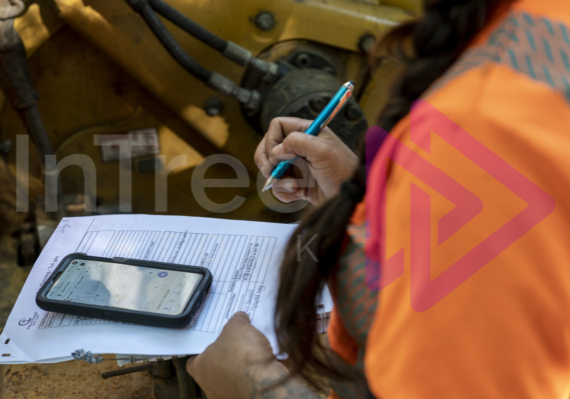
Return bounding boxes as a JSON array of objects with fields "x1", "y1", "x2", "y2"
[{"x1": 46, "y1": 259, "x2": 202, "y2": 316}]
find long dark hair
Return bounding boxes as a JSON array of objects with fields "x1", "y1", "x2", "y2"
[{"x1": 274, "y1": 0, "x2": 508, "y2": 388}]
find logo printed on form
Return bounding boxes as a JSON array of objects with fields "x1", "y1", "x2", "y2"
[
  {"x1": 18, "y1": 318, "x2": 31, "y2": 327},
  {"x1": 366, "y1": 100, "x2": 556, "y2": 311}
]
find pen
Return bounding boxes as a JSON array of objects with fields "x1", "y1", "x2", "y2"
[{"x1": 262, "y1": 80, "x2": 355, "y2": 192}]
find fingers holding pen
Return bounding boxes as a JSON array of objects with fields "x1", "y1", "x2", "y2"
[
  {"x1": 264, "y1": 118, "x2": 312, "y2": 160},
  {"x1": 254, "y1": 138, "x2": 271, "y2": 178},
  {"x1": 273, "y1": 132, "x2": 328, "y2": 163},
  {"x1": 254, "y1": 117, "x2": 314, "y2": 177},
  {"x1": 270, "y1": 177, "x2": 307, "y2": 203}
]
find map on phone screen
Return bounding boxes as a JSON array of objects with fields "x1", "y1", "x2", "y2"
[{"x1": 46, "y1": 260, "x2": 201, "y2": 316}]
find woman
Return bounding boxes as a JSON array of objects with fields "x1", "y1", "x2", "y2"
[{"x1": 187, "y1": 0, "x2": 570, "y2": 397}]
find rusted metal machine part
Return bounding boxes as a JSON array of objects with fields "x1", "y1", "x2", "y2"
[
  {"x1": 0, "y1": 0, "x2": 60, "y2": 215},
  {"x1": 0, "y1": 0, "x2": 65, "y2": 264}
]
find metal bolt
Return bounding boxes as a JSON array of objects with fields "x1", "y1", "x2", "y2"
[
  {"x1": 295, "y1": 53, "x2": 311, "y2": 68},
  {"x1": 309, "y1": 98, "x2": 327, "y2": 113},
  {"x1": 358, "y1": 34, "x2": 376, "y2": 54},
  {"x1": 345, "y1": 104, "x2": 362, "y2": 122},
  {"x1": 254, "y1": 12, "x2": 275, "y2": 31},
  {"x1": 204, "y1": 97, "x2": 223, "y2": 116}
]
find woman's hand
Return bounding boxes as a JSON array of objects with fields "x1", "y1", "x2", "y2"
[
  {"x1": 186, "y1": 312, "x2": 319, "y2": 399},
  {"x1": 255, "y1": 117, "x2": 359, "y2": 206}
]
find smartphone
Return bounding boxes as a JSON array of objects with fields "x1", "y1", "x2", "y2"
[{"x1": 36, "y1": 253, "x2": 212, "y2": 328}]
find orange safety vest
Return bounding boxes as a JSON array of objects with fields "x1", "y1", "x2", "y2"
[{"x1": 328, "y1": 0, "x2": 570, "y2": 397}]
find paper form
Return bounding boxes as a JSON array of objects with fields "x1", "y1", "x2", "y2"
[{"x1": 0, "y1": 215, "x2": 332, "y2": 364}]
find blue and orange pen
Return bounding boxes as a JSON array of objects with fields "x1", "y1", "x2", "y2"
[{"x1": 262, "y1": 81, "x2": 355, "y2": 192}]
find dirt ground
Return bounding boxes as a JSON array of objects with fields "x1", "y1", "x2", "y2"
[{"x1": 0, "y1": 236, "x2": 156, "y2": 399}]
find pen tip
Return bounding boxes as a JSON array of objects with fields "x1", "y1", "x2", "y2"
[
  {"x1": 344, "y1": 81, "x2": 355, "y2": 90},
  {"x1": 262, "y1": 176, "x2": 275, "y2": 192}
]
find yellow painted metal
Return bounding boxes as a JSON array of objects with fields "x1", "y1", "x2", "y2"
[
  {"x1": 16, "y1": 1, "x2": 65, "y2": 57},
  {"x1": 381, "y1": 0, "x2": 421, "y2": 14},
  {"x1": 359, "y1": 57, "x2": 404, "y2": 124},
  {"x1": 348, "y1": 0, "x2": 421, "y2": 12},
  {"x1": 2, "y1": 0, "x2": 415, "y2": 220},
  {"x1": 50, "y1": 0, "x2": 410, "y2": 170}
]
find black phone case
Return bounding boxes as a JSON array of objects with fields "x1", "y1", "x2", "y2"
[{"x1": 36, "y1": 253, "x2": 213, "y2": 329}]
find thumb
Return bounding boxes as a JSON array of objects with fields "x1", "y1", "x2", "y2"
[
  {"x1": 186, "y1": 355, "x2": 198, "y2": 375},
  {"x1": 228, "y1": 311, "x2": 251, "y2": 325},
  {"x1": 273, "y1": 132, "x2": 326, "y2": 161},
  {"x1": 219, "y1": 311, "x2": 252, "y2": 337}
]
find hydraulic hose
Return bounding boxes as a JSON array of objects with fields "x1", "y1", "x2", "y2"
[
  {"x1": 147, "y1": 0, "x2": 227, "y2": 53},
  {"x1": 21, "y1": 107, "x2": 54, "y2": 163},
  {"x1": 0, "y1": 22, "x2": 54, "y2": 157},
  {"x1": 125, "y1": 0, "x2": 261, "y2": 110},
  {"x1": 0, "y1": 14, "x2": 61, "y2": 215},
  {"x1": 148, "y1": 0, "x2": 259, "y2": 68},
  {"x1": 126, "y1": 0, "x2": 212, "y2": 82}
]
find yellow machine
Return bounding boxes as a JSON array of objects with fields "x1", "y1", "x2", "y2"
[{"x1": 0, "y1": 0, "x2": 418, "y2": 233}]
